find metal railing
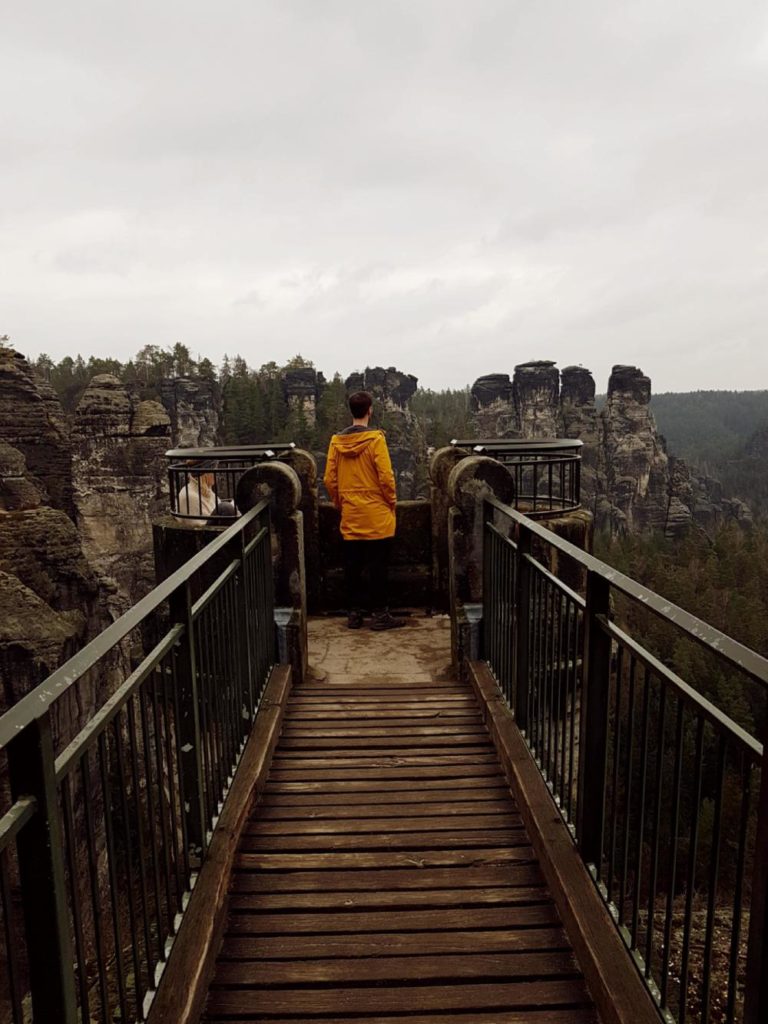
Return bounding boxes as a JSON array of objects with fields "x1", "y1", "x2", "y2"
[
  {"x1": 167, "y1": 444, "x2": 296, "y2": 520},
  {"x1": 0, "y1": 502, "x2": 275, "y2": 1024},
  {"x1": 482, "y1": 496, "x2": 768, "y2": 1024},
  {"x1": 451, "y1": 438, "x2": 582, "y2": 516}
]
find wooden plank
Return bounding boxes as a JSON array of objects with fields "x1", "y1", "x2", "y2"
[
  {"x1": 225, "y1": 903, "x2": 558, "y2": 936},
  {"x1": 147, "y1": 664, "x2": 292, "y2": 1024},
  {"x1": 229, "y1": 885, "x2": 548, "y2": 913},
  {"x1": 245, "y1": 814, "x2": 522, "y2": 835},
  {"x1": 235, "y1": 846, "x2": 537, "y2": 870},
  {"x1": 205, "y1": 978, "x2": 591, "y2": 1016},
  {"x1": 469, "y1": 660, "x2": 661, "y2": 1024},
  {"x1": 206, "y1": 1010, "x2": 597, "y2": 1024},
  {"x1": 266, "y1": 765, "x2": 506, "y2": 782},
  {"x1": 239, "y1": 828, "x2": 527, "y2": 851},
  {"x1": 256, "y1": 798, "x2": 515, "y2": 818},
  {"x1": 281, "y1": 725, "x2": 489, "y2": 738},
  {"x1": 227, "y1": 881, "x2": 547, "y2": 908},
  {"x1": 274, "y1": 749, "x2": 495, "y2": 765},
  {"x1": 288, "y1": 712, "x2": 481, "y2": 720},
  {"x1": 258, "y1": 786, "x2": 513, "y2": 806},
  {"x1": 207, "y1": 1007, "x2": 598, "y2": 1024},
  {"x1": 263, "y1": 775, "x2": 508, "y2": 794},
  {"x1": 229, "y1": 865, "x2": 540, "y2": 893},
  {"x1": 211, "y1": 950, "x2": 580, "y2": 985},
  {"x1": 278, "y1": 735, "x2": 492, "y2": 749},
  {"x1": 219, "y1": 925, "x2": 572, "y2": 959}
]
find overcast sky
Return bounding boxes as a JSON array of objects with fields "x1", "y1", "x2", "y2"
[{"x1": 2, "y1": 1, "x2": 768, "y2": 393}]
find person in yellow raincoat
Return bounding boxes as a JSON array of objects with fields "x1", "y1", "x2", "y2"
[{"x1": 324, "y1": 391, "x2": 406, "y2": 630}]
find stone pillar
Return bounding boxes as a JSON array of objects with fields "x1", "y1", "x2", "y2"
[
  {"x1": 446, "y1": 455, "x2": 515, "y2": 675},
  {"x1": 429, "y1": 446, "x2": 466, "y2": 612},
  {"x1": 279, "y1": 448, "x2": 320, "y2": 614},
  {"x1": 236, "y1": 462, "x2": 308, "y2": 685}
]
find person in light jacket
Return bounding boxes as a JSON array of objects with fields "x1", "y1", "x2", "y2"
[
  {"x1": 176, "y1": 464, "x2": 217, "y2": 526},
  {"x1": 324, "y1": 391, "x2": 405, "y2": 631}
]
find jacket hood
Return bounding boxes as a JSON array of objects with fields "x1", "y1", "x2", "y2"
[{"x1": 329, "y1": 429, "x2": 382, "y2": 458}]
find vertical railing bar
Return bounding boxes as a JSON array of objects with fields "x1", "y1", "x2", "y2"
[
  {"x1": 700, "y1": 733, "x2": 726, "y2": 1024},
  {"x1": 138, "y1": 683, "x2": 166, "y2": 965},
  {"x1": 0, "y1": 848, "x2": 25, "y2": 1024},
  {"x1": 198, "y1": 606, "x2": 216, "y2": 826},
  {"x1": 619, "y1": 654, "x2": 637, "y2": 926},
  {"x1": 161, "y1": 655, "x2": 184, "y2": 913},
  {"x1": 112, "y1": 713, "x2": 145, "y2": 1010},
  {"x1": 645, "y1": 680, "x2": 668, "y2": 978},
  {"x1": 61, "y1": 775, "x2": 90, "y2": 1024},
  {"x1": 97, "y1": 731, "x2": 129, "y2": 1021},
  {"x1": 567, "y1": 607, "x2": 579, "y2": 825},
  {"x1": 631, "y1": 665, "x2": 652, "y2": 948},
  {"x1": 80, "y1": 752, "x2": 110, "y2": 1020},
  {"x1": 607, "y1": 644, "x2": 624, "y2": 904},
  {"x1": 679, "y1": 715, "x2": 705, "y2": 1024},
  {"x1": 577, "y1": 571, "x2": 611, "y2": 874},
  {"x1": 169, "y1": 645, "x2": 191, "y2": 882},
  {"x1": 514, "y1": 526, "x2": 532, "y2": 733},
  {"x1": 660, "y1": 700, "x2": 686, "y2": 1010},
  {"x1": 727, "y1": 753, "x2": 752, "y2": 1024},
  {"x1": 150, "y1": 666, "x2": 175, "y2": 939},
  {"x1": 126, "y1": 697, "x2": 153, "y2": 973}
]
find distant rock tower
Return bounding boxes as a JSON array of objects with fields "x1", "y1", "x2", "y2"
[{"x1": 282, "y1": 367, "x2": 324, "y2": 428}]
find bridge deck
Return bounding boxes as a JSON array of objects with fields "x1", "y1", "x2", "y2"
[{"x1": 201, "y1": 619, "x2": 598, "y2": 1023}]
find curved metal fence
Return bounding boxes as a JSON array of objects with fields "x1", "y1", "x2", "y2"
[
  {"x1": 451, "y1": 438, "x2": 582, "y2": 516},
  {"x1": 166, "y1": 443, "x2": 296, "y2": 520}
]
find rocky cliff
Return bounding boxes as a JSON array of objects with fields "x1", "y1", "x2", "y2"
[
  {"x1": 471, "y1": 360, "x2": 750, "y2": 537},
  {"x1": 160, "y1": 376, "x2": 219, "y2": 447},
  {"x1": 343, "y1": 366, "x2": 424, "y2": 498},
  {"x1": 72, "y1": 374, "x2": 171, "y2": 616},
  {"x1": 0, "y1": 349, "x2": 107, "y2": 714}
]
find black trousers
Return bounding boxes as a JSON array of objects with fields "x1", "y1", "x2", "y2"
[{"x1": 343, "y1": 538, "x2": 391, "y2": 613}]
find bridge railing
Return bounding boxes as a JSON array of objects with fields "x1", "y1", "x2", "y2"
[
  {"x1": 482, "y1": 496, "x2": 768, "y2": 1024},
  {"x1": 0, "y1": 502, "x2": 275, "y2": 1024},
  {"x1": 452, "y1": 438, "x2": 582, "y2": 516}
]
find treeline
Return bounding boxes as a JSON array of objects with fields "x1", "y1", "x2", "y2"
[{"x1": 32, "y1": 345, "x2": 472, "y2": 453}]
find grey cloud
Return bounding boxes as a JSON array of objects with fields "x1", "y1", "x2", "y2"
[{"x1": 2, "y1": 1, "x2": 768, "y2": 392}]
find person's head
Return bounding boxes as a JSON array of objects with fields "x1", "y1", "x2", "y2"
[
  {"x1": 349, "y1": 390, "x2": 373, "y2": 423},
  {"x1": 186, "y1": 459, "x2": 215, "y2": 492}
]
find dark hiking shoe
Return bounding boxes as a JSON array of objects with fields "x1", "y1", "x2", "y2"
[
  {"x1": 347, "y1": 610, "x2": 364, "y2": 629},
  {"x1": 370, "y1": 610, "x2": 406, "y2": 631}
]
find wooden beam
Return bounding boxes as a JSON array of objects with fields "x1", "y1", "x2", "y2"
[
  {"x1": 467, "y1": 660, "x2": 662, "y2": 1024},
  {"x1": 147, "y1": 664, "x2": 292, "y2": 1024}
]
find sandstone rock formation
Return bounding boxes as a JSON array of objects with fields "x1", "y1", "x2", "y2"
[
  {"x1": 0, "y1": 346, "x2": 74, "y2": 515},
  {"x1": 471, "y1": 360, "x2": 748, "y2": 537},
  {"x1": 160, "y1": 376, "x2": 219, "y2": 447},
  {"x1": 72, "y1": 375, "x2": 171, "y2": 614},
  {"x1": 282, "y1": 367, "x2": 324, "y2": 428},
  {"x1": 343, "y1": 366, "x2": 423, "y2": 498}
]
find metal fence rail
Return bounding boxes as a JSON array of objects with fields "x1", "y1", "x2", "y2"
[
  {"x1": 452, "y1": 438, "x2": 582, "y2": 517},
  {"x1": 167, "y1": 443, "x2": 295, "y2": 520},
  {"x1": 0, "y1": 502, "x2": 275, "y2": 1024},
  {"x1": 482, "y1": 496, "x2": 768, "y2": 1024}
]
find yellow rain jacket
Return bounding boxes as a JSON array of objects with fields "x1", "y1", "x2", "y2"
[{"x1": 324, "y1": 429, "x2": 397, "y2": 540}]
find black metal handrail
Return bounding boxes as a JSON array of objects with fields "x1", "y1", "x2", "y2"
[
  {"x1": 482, "y1": 495, "x2": 768, "y2": 1024},
  {"x1": 451, "y1": 438, "x2": 582, "y2": 517},
  {"x1": 0, "y1": 503, "x2": 276, "y2": 1023},
  {"x1": 166, "y1": 443, "x2": 296, "y2": 520}
]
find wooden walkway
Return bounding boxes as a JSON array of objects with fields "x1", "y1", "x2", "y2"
[{"x1": 201, "y1": 676, "x2": 599, "y2": 1023}]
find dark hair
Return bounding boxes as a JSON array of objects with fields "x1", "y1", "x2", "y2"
[{"x1": 348, "y1": 391, "x2": 373, "y2": 419}]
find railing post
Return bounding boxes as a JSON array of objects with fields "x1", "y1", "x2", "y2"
[
  {"x1": 513, "y1": 522, "x2": 533, "y2": 731},
  {"x1": 745, "y1": 723, "x2": 768, "y2": 1024},
  {"x1": 169, "y1": 579, "x2": 208, "y2": 862},
  {"x1": 7, "y1": 713, "x2": 77, "y2": 1023},
  {"x1": 577, "y1": 569, "x2": 612, "y2": 869}
]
